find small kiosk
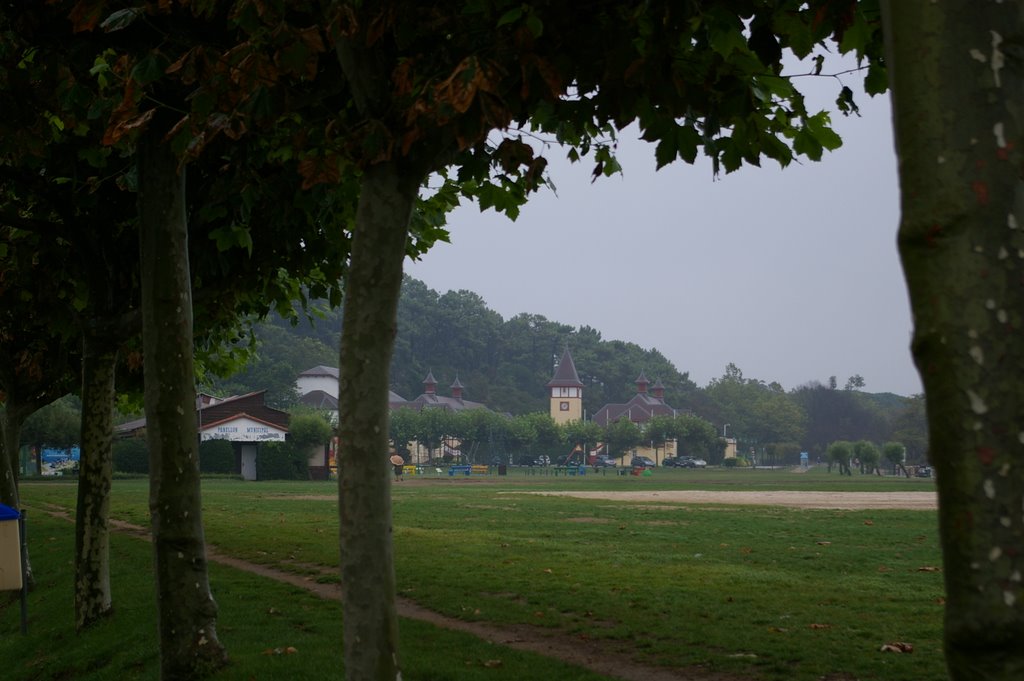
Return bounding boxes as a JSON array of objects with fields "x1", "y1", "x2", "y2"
[{"x1": 0, "y1": 503, "x2": 28, "y2": 633}]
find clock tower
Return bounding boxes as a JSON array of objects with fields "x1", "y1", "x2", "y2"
[{"x1": 547, "y1": 347, "x2": 584, "y2": 425}]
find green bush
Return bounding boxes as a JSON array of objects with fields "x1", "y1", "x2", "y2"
[
  {"x1": 257, "y1": 441, "x2": 308, "y2": 480},
  {"x1": 199, "y1": 439, "x2": 236, "y2": 474},
  {"x1": 723, "y1": 457, "x2": 739, "y2": 468},
  {"x1": 112, "y1": 438, "x2": 149, "y2": 474}
]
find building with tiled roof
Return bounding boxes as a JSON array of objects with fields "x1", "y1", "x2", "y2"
[
  {"x1": 592, "y1": 371, "x2": 681, "y2": 427},
  {"x1": 115, "y1": 390, "x2": 290, "y2": 480},
  {"x1": 296, "y1": 365, "x2": 409, "y2": 412},
  {"x1": 400, "y1": 372, "x2": 488, "y2": 413}
]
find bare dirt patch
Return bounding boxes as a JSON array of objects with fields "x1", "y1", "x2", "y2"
[{"x1": 522, "y1": 490, "x2": 937, "y2": 510}]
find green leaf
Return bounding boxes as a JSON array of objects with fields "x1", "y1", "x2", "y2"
[
  {"x1": 131, "y1": 52, "x2": 170, "y2": 86},
  {"x1": 806, "y1": 112, "x2": 842, "y2": 151},
  {"x1": 676, "y1": 125, "x2": 701, "y2": 164},
  {"x1": 773, "y1": 12, "x2": 814, "y2": 59},
  {"x1": 278, "y1": 41, "x2": 309, "y2": 76},
  {"x1": 835, "y1": 86, "x2": 859, "y2": 116},
  {"x1": 525, "y1": 14, "x2": 543, "y2": 38},
  {"x1": 101, "y1": 8, "x2": 144, "y2": 33},
  {"x1": 654, "y1": 138, "x2": 677, "y2": 169},
  {"x1": 720, "y1": 138, "x2": 743, "y2": 173},
  {"x1": 209, "y1": 225, "x2": 254, "y2": 255},
  {"x1": 17, "y1": 47, "x2": 38, "y2": 70},
  {"x1": 864, "y1": 63, "x2": 888, "y2": 96},
  {"x1": 72, "y1": 281, "x2": 89, "y2": 312},
  {"x1": 496, "y1": 7, "x2": 522, "y2": 27},
  {"x1": 792, "y1": 129, "x2": 823, "y2": 161},
  {"x1": 838, "y1": 10, "x2": 872, "y2": 59}
]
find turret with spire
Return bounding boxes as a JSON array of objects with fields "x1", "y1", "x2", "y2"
[{"x1": 547, "y1": 346, "x2": 584, "y2": 424}]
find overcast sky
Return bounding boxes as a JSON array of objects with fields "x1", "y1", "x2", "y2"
[{"x1": 406, "y1": 76, "x2": 922, "y2": 397}]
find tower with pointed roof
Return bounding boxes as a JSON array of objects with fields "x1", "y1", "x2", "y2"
[{"x1": 547, "y1": 347, "x2": 584, "y2": 424}]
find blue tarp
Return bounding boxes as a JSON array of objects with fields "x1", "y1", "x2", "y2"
[
  {"x1": 41, "y1": 446, "x2": 80, "y2": 464},
  {"x1": 0, "y1": 503, "x2": 19, "y2": 521}
]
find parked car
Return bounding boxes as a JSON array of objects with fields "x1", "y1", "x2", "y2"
[
  {"x1": 664, "y1": 456, "x2": 707, "y2": 468},
  {"x1": 591, "y1": 455, "x2": 617, "y2": 468},
  {"x1": 915, "y1": 465, "x2": 933, "y2": 478},
  {"x1": 630, "y1": 456, "x2": 656, "y2": 468}
]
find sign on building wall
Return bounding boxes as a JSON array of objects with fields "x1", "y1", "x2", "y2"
[{"x1": 200, "y1": 416, "x2": 287, "y2": 442}]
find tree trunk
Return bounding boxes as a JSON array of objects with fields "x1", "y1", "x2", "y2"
[
  {"x1": 337, "y1": 160, "x2": 423, "y2": 681},
  {"x1": 884, "y1": 2, "x2": 1024, "y2": 679},
  {"x1": 0, "y1": 411, "x2": 20, "y2": 510},
  {"x1": 74, "y1": 340, "x2": 116, "y2": 629},
  {"x1": 138, "y1": 122, "x2": 227, "y2": 680}
]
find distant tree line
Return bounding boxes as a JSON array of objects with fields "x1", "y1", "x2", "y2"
[
  {"x1": 19, "y1": 276, "x2": 929, "y2": 470},
  {"x1": 203, "y1": 276, "x2": 929, "y2": 464},
  {"x1": 387, "y1": 408, "x2": 723, "y2": 465}
]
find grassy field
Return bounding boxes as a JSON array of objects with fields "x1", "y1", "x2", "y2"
[{"x1": 2, "y1": 467, "x2": 946, "y2": 680}]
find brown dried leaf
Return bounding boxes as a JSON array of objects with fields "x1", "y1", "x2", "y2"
[
  {"x1": 103, "y1": 108, "x2": 156, "y2": 146},
  {"x1": 917, "y1": 566, "x2": 941, "y2": 572},
  {"x1": 436, "y1": 57, "x2": 485, "y2": 115},
  {"x1": 297, "y1": 26, "x2": 325, "y2": 54},
  {"x1": 809, "y1": 623, "x2": 831, "y2": 629},
  {"x1": 483, "y1": 659, "x2": 502, "y2": 668},
  {"x1": 69, "y1": 0, "x2": 104, "y2": 33},
  {"x1": 298, "y1": 154, "x2": 341, "y2": 190},
  {"x1": 880, "y1": 641, "x2": 914, "y2": 653}
]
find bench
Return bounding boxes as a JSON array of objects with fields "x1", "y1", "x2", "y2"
[
  {"x1": 470, "y1": 464, "x2": 489, "y2": 475},
  {"x1": 448, "y1": 465, "x2": 471, "y2": 477}
]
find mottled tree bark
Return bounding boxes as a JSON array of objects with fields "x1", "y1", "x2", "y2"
[
  {"x1": 337, "y1": 159, "x2": 423, "y2": 681},
  {"x1": 138, "y1": 122, "x2": 227, "y2": 679},
  {"x1": 0, "y1": 411, "x2": 21, "y2": 511},
  {"x1": 74, "y1": 340, "x2": 116, "y2": 629},
  {"x1": 884, "y1": 2, "x2": 1024, "y2": 679}
]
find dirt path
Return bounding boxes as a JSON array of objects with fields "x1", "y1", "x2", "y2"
[
  {"x1": 35, "y1": 504, "x2": 728, "y2": 681},
  {"x1": 35, "y1": 490, "x2": 935, "y2": 681},
  {"x1": 522, "y1": 490, "x2": 938, "y2": 510}
]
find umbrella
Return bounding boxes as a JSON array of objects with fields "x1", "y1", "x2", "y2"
[{"x1": 389, "y1": 455, "x2": 404, "y2": 466}]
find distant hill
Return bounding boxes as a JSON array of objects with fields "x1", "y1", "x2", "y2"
[{"x1": 204, "y1": 275, "x2": 926, "y2": 458}]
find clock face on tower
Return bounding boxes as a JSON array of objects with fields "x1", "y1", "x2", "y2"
[{"x1": 560, "y1": 401, "x2": 570, "y2": 411}]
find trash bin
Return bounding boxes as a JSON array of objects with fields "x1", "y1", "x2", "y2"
[
  {"x1": 0, "y1": 503, "x2": 23, "y2": 591},
  {"x1": 497, "y1": 464, "x2": 507, "y2": 476}
]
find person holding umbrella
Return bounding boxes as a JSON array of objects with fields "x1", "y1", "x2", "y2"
[{"x1": 389, "y1": 451, "x2": 405, "y2": 482}]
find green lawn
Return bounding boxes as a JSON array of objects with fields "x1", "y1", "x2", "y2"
[{"x1": 3, "y1": 468, "x2": 945, "y2": 680}]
